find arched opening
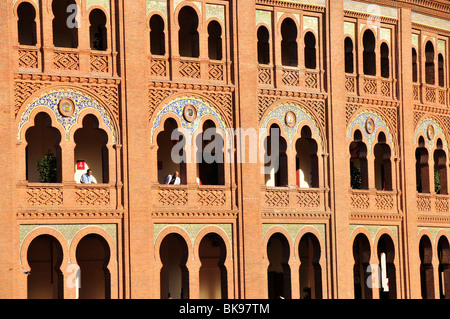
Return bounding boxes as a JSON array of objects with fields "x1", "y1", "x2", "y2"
[
  {"x1": 160, "y1": 233, "x2": 189, "y2": 299},
  {"x1": 267, "y1": 233, "x2": 291, "y2": 299},
  {"x1": 208, "y1": 21, "x2": 222, "y2": 61},
  {"x1": 419, "y1": 235, "x2": 434, "y2": 299},
  {"x1": 157, "y1": 118, "x2": 187, "y2": 185},
  {"x1": 281, "y1": 18, "x2": 298, "y2": 67},
  {"x1": 17, "y1": 2, "x2": 37, "y2": 46},
  {"x1": 425, "y1": 41, "x2": 435, "y2": 85},
  {"x1": 363, "y1": 30, "x2": 376, "y2": 76},
  {"x1": 434, "y1": 139, "x2": 447, "y2": 195},
  {"x1": 380, "y1": 43, "x2": 390, "y2": 78},
  {"x1": 295, "y1": 126, "x2": 319, "y2": 188},
  {"x1": 257, "y1": 26, "x2": 270, "y2": 65},
  {"x1": 353, "y1": 233, "x2": 372, "y2": 299},
  {"x1": 304, "y1": 32, "x2": 317, "y2": 70},
  {"x1": 89, "y1": 9, "x2": 107, "y2": 51},
  {"x1": 374, "y1": 132, "x2": 392, "y2": 191},
  {"x1": 298, "y1": 233, "x2": 322, "y2": 299},
  {"x1": 74, "y1": 115, "x2": 109, "y2": 184},
  {"x1": 199, "y1": 233, "x2": 228, "y2": 299},
  {"x1": 178, "y1": 6, "x2": 199, "y2": 58},
  {"x1": 264, "y1": 124, "x2": 288, "y2": 187},
  {"x1": 27, "y1": 235, "x2": 64, "y2": 299},
  {"x1": 52, "y1": 0, "x2": 78, "y2": 48},
  {"x1": 377, "y1": 234, "x2": 397, "y2": 299},
  {"x1": 345, "y1": 37, "x2": 354, "y2": 74},
  {"x1": 350, "y1": 130, "x2": 368, "y2": 190},
  {"x1": 412, "y1": 48, "x2": 418, "y2": 83},
  {"x1": 438, "y1": 236, "x2": 450, "y2": 299},
  {"x1": 25, "y1": 112, "x2": 62, "y2": 183},
  {"x1": 76, "y1": 234, "x2": 111, "y2": 299},
  {"x1": 196, "y1": 120, "x2": 225, "y2": 186},
  {"x1": 416, "y1": 136, "x2": 430, "y2": 193},
  {"x1": 438, "y1": 54, "x2": 445, "y2": 88},
  {"x1": 150, "y1": 14, "x2": 165, "y2": 56}
]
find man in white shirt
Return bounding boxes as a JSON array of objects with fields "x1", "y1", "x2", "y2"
[
  {"x1": 80, "y1": 169, "x2": 96, "y2": 184},
  {"x1": 165, "y1": 171, "x2": 181, "y2": 185}
]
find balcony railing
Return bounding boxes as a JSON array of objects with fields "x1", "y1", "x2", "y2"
[
  {"x1": 417, "y1": 193, "x2": 450, "y2": 213},
  {"x1": 152, "y1": 184, "x2": 236, "y2": 211},
  {"x1": 17, "y1": 182, "x2": 122, "y2": 211},
  {"x1": 15, "y1": 45, "x2": 115, "y2": 77},
  {"x1": 349, "y1": 189, "x2": 400, "y2": 213},
  {"x1": 262, "y1": 187, "x2": 327, "y2": 212}
]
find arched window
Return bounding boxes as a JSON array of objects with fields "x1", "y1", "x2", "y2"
[
  {"x1": 267, "y1": 233, "x2": 291, "y2": 299},
  {"x1": 412, "y1": 48, "x2": 418, "y2": 83},
  {"x1": 380, "y1": 43, "x2": 390, "y2": 78},
  {"x1": 345, "y1": 37, "x2": 354, "y2": 74},
  {"x1": 178, "y1": 6, "x2": 199, "y2": 58},
  {"x1": 438, "y1": 54, "x2": 445, "y2": 88},
  {"x1": 199, "y1": 234, "x2": 228, "y2": 299},
  {"x1": 374, "y1": 132, "x2": 392, "y2": 191},
  {"x1": 281, "y1": 18, "x2": 298, "y2": 67},
  {"x1": 76, "y1": 234, "x2": 111, "y2": 299},
  {"x1": 363, "y1": 30, "x2": 376, "y2": 76},
  {"x1": 298, "y1": 233, "x2": 322, "y2": 299},
  {"x1": 420, "y1": 235, "x2": 435, "y2": 299},
  {"x1": 196, "y1": 120, "x2": 225, "y2": 186},
  {"x1": 257, "y1": 26, "x2": 270, "y2": 65},
  {"x1": 416, "y1": 136, "x2": 430, "y2": 193},
  {"x1": 264, "y1": 124, "x2": 288, "y2": 187},
  {"x1": 157, "y1": 118, "x2": 187, "y2": 185},
  {"x1": 208, "y1": 21, "x2": 222, "y2": 61},
  {"x1": 350, "y1": 130, "x2": 368, "y2": 190},
  {"x1": 353, "y1": 234, "x2": 372, "y2": 299},
  {"x1": 377, "y1": 235, "x2": 397, "y2": 299},
  {"x1": 160, "y1": 234, "x2": 189, "y2": 299},
  {"x1": 52, "y1": 0, "x2": 78, "y2": 48},
  {"x1": 437, "y1": 236, "x2": 450, "y2": 299},
  {"x1": 74, "y1": 115, "x2": 109, "y2": 184},
  {"x1": 25, "y1": 112, "x2": 62, "y2": 183},
  {"x1": 27, "y1": 235, "x2": 64, "y2": 299},
  {"x1": 17, "y1": 2, "x2": 37, "y2": 46},
  {"x1": 434, "y1": 139, "x2": 447, "y2": 195},
  {"x1": 89, "y1": 9, "x2": 107, "y2": 51},
  {"x1": 425, "y1": 41, "x2": 435, "y2": 85},
  {"x1": 150, "y1": 15, "x2": 165, "y2": 55},
  {"x1": 295, "y1": 126, "x2": 319, "y2": 188},
  {"x1": 304, "y1": 32, "x2": 317, "y2": 69}
]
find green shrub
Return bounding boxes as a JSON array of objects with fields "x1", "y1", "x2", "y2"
[{"x1": 37, "y1": 152, "x2": 57, "y2": 183}]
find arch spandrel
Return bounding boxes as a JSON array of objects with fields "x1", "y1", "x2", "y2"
[
  {"x1": 347, "y1": 110, "x2": 396, "y2": 157},
  {"x1": 17, "y1": 88, "x2": 117, "y2": 143},
  {"x1": 414, "y1": 117, "x2": 448, "y2": 155}
]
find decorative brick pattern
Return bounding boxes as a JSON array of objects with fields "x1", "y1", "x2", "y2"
[
  {"x1": 265, "y1": 190, "x2": 289, "y2": 207},
  {"x1": 158, "y1": 188, "x2": 188, "y2": 206},
  {"x1": 53, "y1": 51, "x2": 80, "y2": 71},
  {"x1": 18, "y1": 49, "x2": 38, "y2": 69},
  {"x1": 208, "y1": 62, "x2": 224, "y2": 81},
  {"x1": 198, "y1": 189, "x2": 226, "y2": 206},
  {"x1": 351, "y1": 192, "x2": 370, "y2": 209},
  {"x1": 375, "y1": 194, "x2": 394, "y2": 210},
  {"x1": 179, "y1": 60, "x2": 200, "y2": 78},
  {"x1": 149, "y1": 57, "x2": 168, "y2": 77},
  {"x1": 75, "y1": 187, "x2": 110, "y2": 206},
  {"x1": 297, "y1": 190, "x2": 320, "y2": 208},
  {"x1": 26, "y1": 187, "x2": 63, "y2": 206},
  {"x1": 90, "y1": 54, "x2": 109, "y2": 73}
]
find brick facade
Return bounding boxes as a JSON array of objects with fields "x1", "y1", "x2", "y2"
[{"x1": 1, "y1": 0, "x2": 450, "y2": 299}]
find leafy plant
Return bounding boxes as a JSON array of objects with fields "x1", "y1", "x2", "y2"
[
  {"x1": 350, "y1": 164, "x2": 362, "y2": 190},
  {"x1": 37, "y1": 152, "x2": 57, "y2": 183},
  {"x1": 435, "y1": 169, "x2": 441, "y2": 194}
]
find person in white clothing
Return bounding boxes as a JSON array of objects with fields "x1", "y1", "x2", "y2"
[{"x1": 165, "y1": 171, "x2": 181, "y2": 185}]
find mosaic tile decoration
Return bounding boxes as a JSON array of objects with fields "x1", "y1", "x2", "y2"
[
  {"x1": 344, "y1": 21, "x2": 356, "y2": 39},
  {"x1": 414, "y1": 118, "x2": 448, "y2": 153},
  {"x1": 347, "y1": 110, "x2": 395, "y2": 156},
  {"x1": 173, "y1": 0, "x2": 202, "y2": 14},
  {"x1": 350, "y1": 224, "x2": 398, "y2": 244},
  {"x1": 417, "y1": 227, "x2": 450, "y2": 242},
  {"x1": 303, "y1": 16, "x2": 319, "y2": 34},
  {"x1": 13, "y1": 0, "x2": 39, "y2": 11},
  {"x1": 260, "y1": 103, "x2": 323, "y2": 151},
  {"x1": 262, "y1": 223, "x2": 326, "y2": 246},
  {"x1": 151, "y1": 96, "x2": 229, "y2": 146},
  {"x1": 147, "y1": 0, "x2": 167, "y2": 17},
  {"x1": 412, "y1": 33, "x2": 419, "y2": 49},
  {"x1": 17, "y1": 89, "x2": 116, "y2": 143},
  {"x1": 438, "y1": 40, "x2": 446, "y2": 55},
  {"x1": 20, "y1": 224, "x2": 118, "y2": 263},
  {"x1": 344, "y1": 0, "x2": 398, "y2": 19},
  {"x1": 205, "y1": 4, "x2": 224, "y2": 24},
  {"x1": 154, "y1": 223, "x2": 233, "y2": 258},
  {"x1": 380, "y1": 27, "x2": 391, "y2": 45},
  {"x1": 284, "y1": 0, "x2": 325, "y2": 6},
  {"x1": 86, "y1": 0, "x2": 110, "y2": 14},
  {"x1": 412, "y1": 12, "x2": 450, "y2": 32},
  {"x1": 256, "y1": 10, "x2": 272, "y2": 31}
]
